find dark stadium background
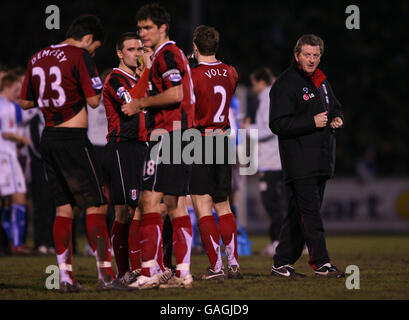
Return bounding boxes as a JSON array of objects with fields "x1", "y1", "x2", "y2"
[{"x1": 1, "y1": 0, "x2": 407, "y2": 176}]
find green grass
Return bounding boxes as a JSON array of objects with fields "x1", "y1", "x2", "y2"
[{"x1": 0, "y1": 235, "x2": 408, "y2": 300}]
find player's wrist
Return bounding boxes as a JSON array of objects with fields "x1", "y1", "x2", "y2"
[{"x1": 140, "y1": 97, "x2": 149, "y2": 109}]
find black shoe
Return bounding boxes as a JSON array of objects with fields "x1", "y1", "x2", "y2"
[
  {"x1": 314, "y1": 263, "x2": 345, "y2": 278},
  {"x1": 96, "y1": 278, "x2": 135, "y2": 291},
  {"x1": 271, "y1": 265, "x2": 306, "y2": 278},
  {"x1": 201, "y1": 267, "x2": 225, "y2": 281},
  {"x1": 60, "y1": 281, "x2": 88, "y2": 293},
  {"x1": 120, "y1": 270, "x2": 140, "y2": 285},
  {"x1": 227, "y1": 265, "x2": 243, "y2": 279}
]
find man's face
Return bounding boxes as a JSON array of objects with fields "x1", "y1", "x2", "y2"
[
  {"x1": 295, "y1": 45, "x2": 321, "y2": 74},
  {"x1": 137, "y1": 18, "x2": 165, "y2": 50},
  {"x1": 251, "y1": 77, "x2": 267, "y2": 95},
  {"x1": 118, "y1": 39, "x2": 144, "y2": 69}
]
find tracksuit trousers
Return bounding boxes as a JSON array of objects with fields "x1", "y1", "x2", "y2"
[{"x1": 273, "y1": 176, "x2": 330, "y2": 269}]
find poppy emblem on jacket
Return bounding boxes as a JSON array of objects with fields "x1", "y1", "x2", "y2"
[{"x1": 303, "y1": 94, "x2": 309, "y2": 101}]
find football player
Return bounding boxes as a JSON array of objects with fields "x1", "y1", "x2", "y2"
[
  {"x1": 122, "y1": 3, "x2": 195, "y2": 289},
  {"x1": 189, "y1": 25, "x2": 243, "y2": 280},
  {"x1": 20, "y1": 15, "x2": 129, "y2": 292},
  {"x1": 0, "y1": 73, "x2": 30, "y2": 255},
  {"x1": 102, "y1": 32, "x2": 152, "y2": 283}
]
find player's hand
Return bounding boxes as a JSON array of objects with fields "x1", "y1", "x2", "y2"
[
  {"x1": 141, "y1": 47, "x2": 153, "y2": 69},
  {"x1": 121, "y1": 99, "x2": 143, "y2": 116},
  {"x1": 330, "y1": 117, "x2": 343, "y2": 129},
  {"x1": 314, "y1": 111, "x2": 328, "y2": 128},
  {"x1": 241, "y1": 117, "x2": 251, "y2": 129},
  {"x1": 21, "y1": 136, "x2": 31, "y2": 145}
]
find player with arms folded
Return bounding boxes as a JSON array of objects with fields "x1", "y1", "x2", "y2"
[
  {"x1": 122, "y1": 3, "x2": 195, "y2": 289},
  {"x1": 20, "y1": 15, "x2": 129, "y2": 292},
  {"x1": 189, "y1": 25, "x2": 243, "y2": 280}
]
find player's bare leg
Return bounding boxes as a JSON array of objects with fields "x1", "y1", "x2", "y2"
[
  {"x1": 191, "y1": 194, "x2": 224, "y2": 280},
  {"x1": 159, "y1": 196, "x2": 193, "y2": 288},
  {"x1": 214, "y1": 200, "x2": 243, "y2": 279}
]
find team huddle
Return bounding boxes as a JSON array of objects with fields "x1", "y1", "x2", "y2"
[{"x1": 18, "y1": 3, "x2": 241, "y2": 291}]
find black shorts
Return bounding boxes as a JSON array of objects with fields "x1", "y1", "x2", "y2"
[
  {"x1": 102, "y1": 140, "x2": 147, "y2": 208},
  {"x1": 40, "y1": 127, "x2": 107, "y2": 210},
  {"x1": 142, "y1": 131, "x2": 191, "y2": 196},
  {"x1": 189, "y1": 135, "x2": 232, "y2": 203}
]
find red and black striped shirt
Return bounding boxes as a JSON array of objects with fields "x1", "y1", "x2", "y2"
[
  {"x1": 147, "y1": 41, "x2": 195, "y2": 136},
  {"x1": 103, "y1": 68, "x2": 147, "y2": 142},
  {"x1": 21, "y1": 44, "x2": 102, "y2": 127}
]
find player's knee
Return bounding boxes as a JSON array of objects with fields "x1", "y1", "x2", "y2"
[
  {"x1": 214, "y1": 200, "x2": 231, "y2": 216},
  {"x1": 56, "y1": 204, "x2": 74, "y2": 218},
  {"x1": 12, "y1": 193, "x2": 26, "y2": 205},
  {"x1": 115, "y1": 205, "x2": 131, "y2": 223},
  {"x1": 140, "y1": 196, "x2": 158, "y2": 213},
  {"x1": 86, "y1": 204, "x2": 107, "y2": 215}
]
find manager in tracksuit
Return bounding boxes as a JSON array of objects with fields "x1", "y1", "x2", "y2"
[{"x1": 269, "y1": 34, "x2": 344, "y2": 278}]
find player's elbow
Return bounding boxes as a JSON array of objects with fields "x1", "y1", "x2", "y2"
[
  {"x1": 19, "y1": 99, "x2": 34, "y2": 110},
  {"x1": 172, "y1": 85, "x2": 183, "y2": 104},
  {"x1": 86, "y1": 95, "x2": 101, "y2": 109}
]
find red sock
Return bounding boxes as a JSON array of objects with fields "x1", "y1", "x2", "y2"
[
  {"x1": 172, "y1": 215, "x2": 192, "y2": 278},
  {"x1": 128, "y1": 219, "x2": 141, "y2": 271},
  {"x1": 140, "y1": 212, "x2": 163, "y2": 277},
  {"x1": 219, "y1": 213, "x2": 239, "y2": 267},
  {"x1": 111, "y1": 221, "x2": 130, "y2": 278},
  {"x1": 86, "y1": 214, "x2": 114, "y2": 282},
  {"x1": 162, "y1": 215, "x2": 173, "y2": 268},
  {"x1": 198, "y1": 215, "x2": 223, "y2": 272},
  {"x1": 54, "y1": 216, "x2": 76, "y2": 284}
]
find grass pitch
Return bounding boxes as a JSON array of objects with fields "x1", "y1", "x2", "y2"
[{"x1": 0, "y1": 235, "x2": 408, "y2": 300}]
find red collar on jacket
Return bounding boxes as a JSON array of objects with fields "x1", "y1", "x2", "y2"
[
  {"x1": 308, "y1": 68, "x2": 327, "y2": 89},
  {"x1": 297, "y1": 62, "x2": 327, "y2": 88}
]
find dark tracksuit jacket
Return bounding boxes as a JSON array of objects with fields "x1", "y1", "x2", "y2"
[
  {"x1": 269, "y1": 60, "x2": 343, "y2": 184},
  {"x1": 268, "y1": 59, "x2": 344, "y2": 268}
]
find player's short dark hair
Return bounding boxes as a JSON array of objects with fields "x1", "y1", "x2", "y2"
[
  {"x1": 116, "y1": 32, "x2": 140, "y2": 51},
  {"x1": 66, "y1": 14, "x2": 104, "y2": 43},
  {"x1": 10, "y1": 66, "x2": 25, "y2": 78},
  {"x1": 0, "y1": 72, "x2": 19, "y2": 92},
  {"x1": 0, "y1": 65, "x2": 8, "y2": 73},
  {"x1": 193, "y1": 25, "x2": 219, "y2": 56},
  {"x1": 250, "y1": 67, "x2": 275, "y2": 86},
  {"x1": 136, "y1": 3, "x2": 171, "y2": 37},
  {"x1": 294, "y1": 34, "x2": 324, "y2": 56}
]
